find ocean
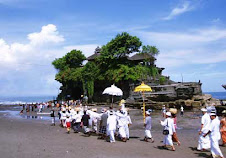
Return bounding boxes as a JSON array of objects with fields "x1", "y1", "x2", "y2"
[
  {"x1": 0, "y1": 92, "x2": 226, "y2": 105},
  {"x1": 204, "y1": 92, "x2": 226, "y2": 100},
  {"x1": 0, "y1": 96, "x2": 56, "y2": 105}
]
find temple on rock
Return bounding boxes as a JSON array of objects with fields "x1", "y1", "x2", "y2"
[{"x1": 87, "y1": 47, "x2": 203, "y2": 109}]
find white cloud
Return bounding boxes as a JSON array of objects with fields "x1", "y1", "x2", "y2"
[
  {"x1": 28, "y1": 24, "x2": 64, "y2": 46},
  {"x1": 0, "y1": 24, "x2": 65, "y2": 96},
  {"x1": 135, "y1": 27, "x2": 226, "y2": 68},
  {"x1": 162, "y1": 1, "x2": 194, "y2": 20}
]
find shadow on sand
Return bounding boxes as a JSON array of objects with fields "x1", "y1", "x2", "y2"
[{"x1": 189, "y1": 147, "x2": 211, "y2": 158}]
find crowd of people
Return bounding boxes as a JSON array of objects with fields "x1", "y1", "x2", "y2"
[
  {"x1": 21, "y1": 100, "x2": 225, "y2": 158},
  {"x1": 54, "y1": 101, "x2": 132, "y2": 143},
  {"x1": 197, "y1": 107, "x2": 226, "y2": 158}
]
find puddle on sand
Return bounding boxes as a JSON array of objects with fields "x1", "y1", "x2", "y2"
[{"x1": 0, "y1": 110, "x2": 52, "y2": 120}]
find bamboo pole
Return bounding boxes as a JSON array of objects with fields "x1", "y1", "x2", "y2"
[{"x1": 142, "y1": 91, "x2": 145, "y2": 123}]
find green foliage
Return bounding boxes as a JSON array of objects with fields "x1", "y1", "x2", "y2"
[
  {"x1": 159, "y1": 76, "x2": 166, "y2": 85},
  {"x1": 52, "y1": 32, "x2": 162, "y2": 101},
  {"x1": 97, "y1": 32, "x2": 142, "y2": 71},
  {"x1": 52, "y1": 49, "x2": 86, "y2": 71},
  {"x1": 142, "y1": 45, "x2": 159, "y2": 56}
]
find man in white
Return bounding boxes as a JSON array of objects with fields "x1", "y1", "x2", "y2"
[
  {"x1": 144, "y1": 111, "x2": 154, "y2": 142},
  {"x1": 116, "y1": 109, "x2": 127, "y2": 142},
  {"x1": 197, "y1": 108, "x2": 211, "y2": 151},
  {"x1": 126, "y1": 111, "x2": 132, "y2": 140},
  {"x1": 160, "y1": 112, "x2": 176, "y2": 151},
  {"x1": 107, "y1": 110, "x2": 117, "y2": 143},
  {"x1": 204, "y1": 113, "x2": 224, "y2": 158}
]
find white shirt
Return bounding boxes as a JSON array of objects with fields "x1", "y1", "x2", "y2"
[
  {"x1": 161, "y1": 118, "x2": 175, "y2": 135},
  {"x1": 127, "y1": 115, "x2": 132, "y2": 125},
  {"x1": 116, "y1": 112, "x2": 128, "y2": 127},
  {"x1": 209, "y1": 117, "x2": 221, "y2": 140},
  {"x1": 107, "y1": 115, "x2": 117, "y2": 131},
  {"x1": 66, "y1": 117, "x2": 72, "y2": 123},
  {"x1": 181, "y1": 107, "x2": 184, "y2": 112},
  {"x1": 60, "y1": 112, "x2": 66, "y2": 120},
  {"x1": 201, "y1": 113, "x2": 211, "y2": 133}
]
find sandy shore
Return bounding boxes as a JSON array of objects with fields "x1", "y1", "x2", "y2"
[{"x1": 0, "y1": 106, "x2": 225, "y2": 158}]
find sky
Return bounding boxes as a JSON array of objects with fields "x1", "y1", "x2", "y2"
[{"x1": 0, "y1": 0, "x2": 226, "y2": 97}]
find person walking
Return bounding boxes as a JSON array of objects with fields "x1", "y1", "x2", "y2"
[
  {"x1": 65, "y1": 114, "x2": 72, "y2": 134},
  {"x1": 180, "y1": 106, "x2": 184, "y2": 117},
  {"x1": 125, "y1": 110, "x2": 132, "y2": 140},
  {"x1": 204, "y1": 113, "x2": 224, "y2": 158},
  {"x1": 107, "y1": 110, "x2": 117, "y2": 143},
  {"x1": 160, "y1": 112, "x2": 176, "y2": 151},
  {"x1": 197, "y1": 108, "x2": 211, "y2": 151},
  {"x1": 81, "y1": 111, "x2": 91, "y2": 136},
  {"x1": 50, "y1": 109, "x2": 55, "y2": 126},
  {"x1": 171, "y1": 113, "x2": 181, "y2": 146},
  {"x1": 116, "y1": 109, "x2": 128, "y2": 142},
  {"x1": 220, "y1": 110, "x2": 226, "y2": 147},
  {"x1": 98, "y1": 109, "x2": 108, "y2": 139},
  {"x1": 144, "y1": 111, "x2": 154, "y2": 143}
]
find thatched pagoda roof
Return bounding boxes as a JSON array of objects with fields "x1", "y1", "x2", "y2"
[
  {"x1": 129, "y1": 53, "x2": 156, "y2": 61},
  {"x1": 87, "y1": 46, "x2": 101, "y2": 61}
]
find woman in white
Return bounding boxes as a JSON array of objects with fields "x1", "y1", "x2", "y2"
[
  {"x1": 197, "y1": 108, "x2": 211, "y2": 151},
  {"x1": 107, "y1": 111, "x2": 117, "y2": 143},
  {"x1": 204, "y1": 113, "x2": 224, "y2": 158},
  {"x1": 160, "y1": 112, "x2": 176, "y2": 151}
]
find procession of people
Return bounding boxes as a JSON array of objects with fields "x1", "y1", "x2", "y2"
[
  {"x1": 18, "y1": 99, "x2": 225, "y2": 158},
  {"x1": 45, "y1": 99, "x2": 224, "y2": 158}
]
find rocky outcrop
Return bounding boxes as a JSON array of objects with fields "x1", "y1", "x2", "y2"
[{"x1": 125, "y1": 93, "x2": 221, "y2": 110}]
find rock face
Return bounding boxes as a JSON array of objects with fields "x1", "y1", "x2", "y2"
[
  {"x1": 126, "y1": 88, "x2": 221, "y2": 110},
  {"x1": 128, "y1": 81, "x2": 202, "y2": 101}
]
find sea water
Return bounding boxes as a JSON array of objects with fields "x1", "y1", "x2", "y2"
[
  {"x1": 205, "y1": 92, "x2": 226, "y2": 100},
  {"x1": 0, "y1": 96, "x2": 56, "y2": 105},
  {"x1": 0, "y1": 92, "x2": 226, "y2": 105}
]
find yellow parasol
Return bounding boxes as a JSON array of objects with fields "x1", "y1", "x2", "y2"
[{"x1": 134, "y1": 82, "x2": 152, "y2": 123}]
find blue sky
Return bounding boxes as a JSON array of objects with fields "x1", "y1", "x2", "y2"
[{"x1": 0, "y1": 0, "x2": 226, "y2": 96}]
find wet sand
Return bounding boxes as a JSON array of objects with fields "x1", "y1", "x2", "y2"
[{"x1": 0, "y1": 106, "x2": 225, "y2": 158}]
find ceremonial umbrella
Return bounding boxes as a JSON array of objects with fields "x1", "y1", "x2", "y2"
[
  {"x1": 103, "y1": 84, "x2": 123, "y2": 107},
  {"x1": 134, "y1": 82, "x2": 152, "y2": 123}
]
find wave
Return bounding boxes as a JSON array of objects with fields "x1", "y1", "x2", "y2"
[{"x1": 0, "y1": 96, "x2": 55, "y2": 105}]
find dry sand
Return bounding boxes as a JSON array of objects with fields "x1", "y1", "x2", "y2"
[{"x1": 0, "y1": 106, "x2": 225, "y2": 158}]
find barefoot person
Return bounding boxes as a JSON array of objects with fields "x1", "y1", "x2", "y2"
[
  {"x1": 203, "y1": 113, "x2": 224, "y2": 158},
  {"x1": 160, "y1": 112, "x2": 176, "y2": 151},
  {"x1": 197, "y1": 108, "x2": 211, "y2": 151},
  {"x1": 143, "y1": 111, "x2": 154, "y2": 143}
]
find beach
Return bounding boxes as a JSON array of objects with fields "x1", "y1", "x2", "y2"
[{"x1": 0, "y1": 106, "x2": 225, "y2": 158}]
